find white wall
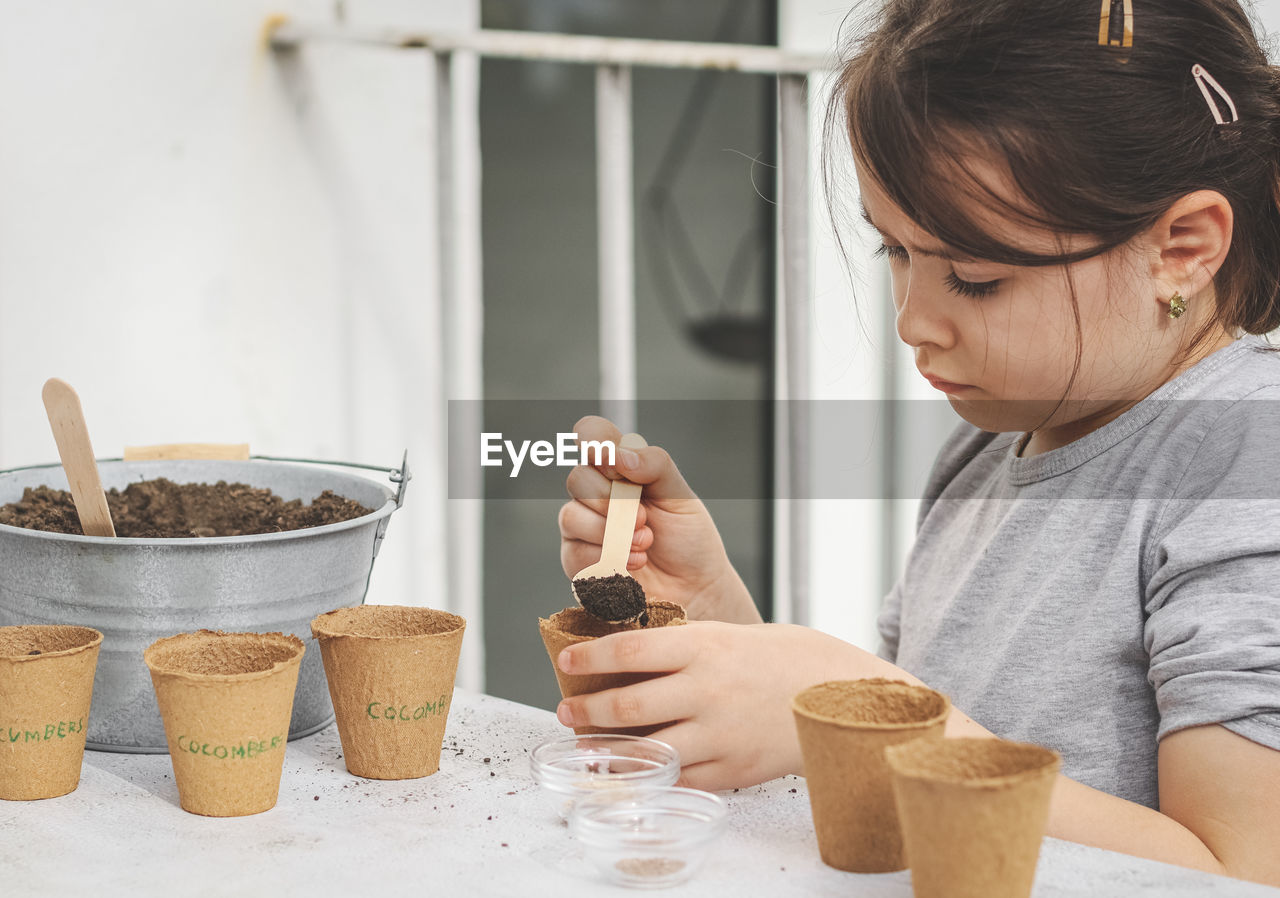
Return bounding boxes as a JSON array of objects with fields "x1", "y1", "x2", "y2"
[
  {"x1": 0, "y1": 0, "x2": 481, "y2": 683},
  {"x1": 778, "y1": 0, "x2": 900, "y2": 651}
]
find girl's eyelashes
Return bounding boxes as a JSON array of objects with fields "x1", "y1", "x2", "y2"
[
  {"x1": 873, "y1": 244, "x2": 1002, "y2": 298},
  {"x1": 873, "y1": 244, "x2": 909, "y2": 262},
  {"x1": 944, "y1": 272, "x2": 1001, "y2": 298}
]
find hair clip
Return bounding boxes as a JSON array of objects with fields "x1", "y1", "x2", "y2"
[
  {"x1": 1191, "y1": 64, "x2": 1239, "y2": 124},
  {"x1": 1098, "y1": 0, "x2": 1133, "y2": 48}
]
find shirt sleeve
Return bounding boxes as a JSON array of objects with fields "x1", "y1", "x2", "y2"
[
  {"x1": 1144, "y1": 389, "x2": 1280, "y2": 749},
  {"x1": 876, "y1": 579, "x2": 903, "y2": 663}
]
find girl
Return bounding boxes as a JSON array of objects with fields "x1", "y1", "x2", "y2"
[{"x1": 557, "y1": 0, "x2": 1280, "y2": 886}]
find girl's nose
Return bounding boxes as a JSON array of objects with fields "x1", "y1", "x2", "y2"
[{"x1": 894, "y1": 278, "x2": 957, "y2": 351}]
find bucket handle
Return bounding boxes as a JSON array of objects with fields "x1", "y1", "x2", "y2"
[
  {"x1": 250, "y1": 451, "x2": 412, "y2": 509},
  {"x1": 252, "y1": 451, "x2": 412, "y2": 560}
]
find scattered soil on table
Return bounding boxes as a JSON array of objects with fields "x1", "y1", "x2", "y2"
[{"x1": 0, "y1": 479, "x2": 372, "y2": 538}]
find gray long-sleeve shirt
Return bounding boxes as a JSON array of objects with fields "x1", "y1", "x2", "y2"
[{"x1": 877, "y1": 335, "x2": 1280, "y2": 809}]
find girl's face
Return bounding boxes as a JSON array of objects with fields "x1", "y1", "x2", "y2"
[{"x1": 854, "y1": 158, "x2": 1223, "y2": 446}]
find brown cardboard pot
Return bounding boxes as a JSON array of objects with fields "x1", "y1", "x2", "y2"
[
  {"x1": 886, "y1": 737, "x2": 1061, "y2": 898},
  {"x1": 144, "y1": 630, "x2": 304, "y2": 817},
  {"x1": 792, "y1": 678, "x2": 951, "y2": 873},
  {"x1": 0, "y1": 625, "x2": 102, "y2": 800},
  {"x1": 310, "y1": 605, "x2": 466, "y2": 780},
  {"x1": 538, "y1": 601, "x2": 686, "y2": 736}
]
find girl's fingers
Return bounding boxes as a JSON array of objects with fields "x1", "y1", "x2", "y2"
[
  {"x1": 573, "y1": 415, "x2": 624, "y2": 450},
  {"x1": 573, "y1": 416, "x2": 629, "y2": 481},
  {"x1": 557, "y1": 623, "x2": 701, "y2": 677},
  {"x1": 556, "y1": 673, "x2": 697, "y2": 731},
  {"x1": 564, "y1": 463, "x2": 612, "y2": 513},
  {"x1": 557, "y1": 501, "x2": 653, "y2": 550},
  {"x1": 609, "y1": 444, "x2": 696, "y2": 501},
  {"x1": 564, "y1": 465, "x2": 651, "y2": 527},
  {"x1": 572, "y1": 416, "x2": 695, "y2": 502},
  {"x1": 558, "y1": 497, "x2": 653, "y2": 577},
  {"x1": 560, "y1": 539, "x2": 648, "y2": 578},
  {"x1": 673, "y1": 750, "x2": 783, "y2": 792},
  {"x1": 560, "y1": 539, "x2": 592, "y2": 578},
  {"x1": 645, "y1": 720, "x2": 715, "y2": 767},
  {"x1": 673, "y1": 761, "x2": 736, "y2": 793}
]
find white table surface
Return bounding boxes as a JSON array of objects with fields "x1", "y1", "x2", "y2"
[{"x1": 2, "y1": 689, "x2": 1276, "y2": 896}]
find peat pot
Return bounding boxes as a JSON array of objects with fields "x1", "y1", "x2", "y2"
[{"x1": 0, "y1": 457, "x2": 408, "y2": 752}]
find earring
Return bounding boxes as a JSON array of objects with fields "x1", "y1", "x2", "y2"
[{"x1": 1168, "y1": 292, "x2": 1187, "y2": 319}]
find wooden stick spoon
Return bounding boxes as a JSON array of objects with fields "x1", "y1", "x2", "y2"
[
  {"x1": 571, "y1": 432, "x2": 648, "y2": 623},
  {"x1": 42, "y1": 378, "x2": 116, "y2": 537}
]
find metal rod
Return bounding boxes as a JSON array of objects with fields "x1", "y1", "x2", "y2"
[
  {"x1": 596, "y1": 64, "x2": 637, "y2": 433},
  {"x1": 778, "y1": 73, "x2": 811, "y2": 627},
  {"x1": 270, "y1": 23, "x2": 830, "y2": 74},
  {"x1": 436, "y1": 51, "x2": 486, "y2": 692},
  {"x1": 877, "y1": 258, "x2": 901, "y2": 605}
]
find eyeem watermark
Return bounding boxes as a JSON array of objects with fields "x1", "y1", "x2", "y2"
[{"x1": 480, "y1": 432, "x2": 615, "y2": 477}]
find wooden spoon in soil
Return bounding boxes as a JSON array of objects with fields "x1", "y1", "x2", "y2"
[
  {"x1": 42, "y1": 378, "x2": 116, "y2": 537},
  {"x1": 571, "y1": 432, "x2": 649, "y2": 624}
]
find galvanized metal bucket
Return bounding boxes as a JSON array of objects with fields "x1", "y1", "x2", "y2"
[{"x1": 0, "y1": 456, "x2": 409, "y2": 753}]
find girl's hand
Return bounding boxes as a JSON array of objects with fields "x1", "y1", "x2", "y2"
[
  {"x1": 554, "y1": 621, "x2": 918, "y2": 791},
  {"x1": 559, "y1": 416, "x2": 761, "y2": 624}
]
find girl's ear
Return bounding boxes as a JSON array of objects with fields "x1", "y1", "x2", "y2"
[{"x1": 1148, "y1": 190, "x2": 1233, "y2": 300}]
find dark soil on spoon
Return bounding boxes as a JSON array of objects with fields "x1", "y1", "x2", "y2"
[
  {"x1": 0, "y1": 479, "x2": 372, "y2": 538},
  {"x1": 573, "y1": 573, "x2": 649, "y2": 624}
]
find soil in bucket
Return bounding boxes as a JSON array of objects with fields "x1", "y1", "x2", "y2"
[
  {"x1": 311, "y1": 605, "x2": 466, "y2": 780},
  {"x1": 144, "y1": 630, "x2": 305, "y2": 817},
  {"x1": 792, "y1": 678, "x2": 951, "y2": 873},
  {"x1": 886, "y1": 737, "x2": 1062, "y2": 898},
  {"x1": 0, "y1": 479, "x2": 371, "y2": 538},
  {"x1": 0, "y1": 625, "x2": 103, "y2": 800},
  {"x1": 538, "y1": 601, "x2": 686, "y2": 736}
]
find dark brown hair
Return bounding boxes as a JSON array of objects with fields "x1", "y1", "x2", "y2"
[{"x1": 827, "y1": 0, "x2": 1280, "y2": 351}]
